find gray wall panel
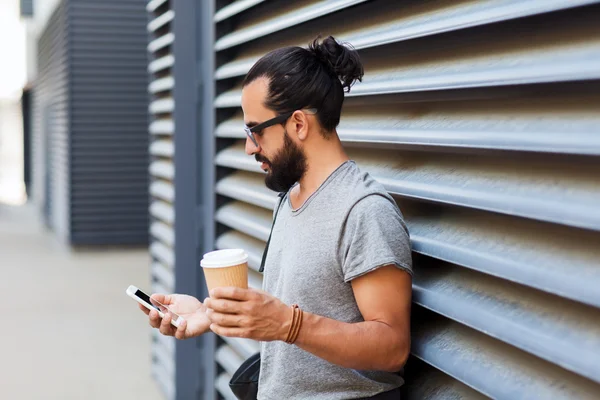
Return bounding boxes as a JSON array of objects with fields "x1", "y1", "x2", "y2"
[
  {"x1": 208, "y1": 0, "x2": 600, "y2": 399},
  {"x1": 68, "y1": 0, "x2": 149, "y2": 245}
]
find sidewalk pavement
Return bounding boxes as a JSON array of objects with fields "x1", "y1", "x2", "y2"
[{"x1": 0, "y1": 203, "x2": 164, "y2": 400}]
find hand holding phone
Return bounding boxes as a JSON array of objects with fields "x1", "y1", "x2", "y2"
[
  {"x1": 127, "y1": 285, "x2": 211, "y2": 340},
  {"x1": 126, "y1": 285, "x2": 183, "y2": 327}
]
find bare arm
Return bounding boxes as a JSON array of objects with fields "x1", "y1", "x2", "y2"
[
  {"x1": 205, "y1": 265, "x2": 412, "y2": 372},
  {"x1": 293, "y1": 265, "x2": 412, "y2": 372}
]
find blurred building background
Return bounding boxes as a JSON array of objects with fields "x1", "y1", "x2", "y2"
[{"x1": 2, "y1": 0, "x2": 600, "y2": 399}]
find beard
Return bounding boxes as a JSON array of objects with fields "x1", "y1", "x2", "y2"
[{"x1": 255, "y1": 130, "x2": 307, "y2": 193}]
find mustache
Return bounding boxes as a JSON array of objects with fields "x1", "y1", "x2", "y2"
[{"x1": 255, "y1": 154, "x2": 271, "y2": 164}]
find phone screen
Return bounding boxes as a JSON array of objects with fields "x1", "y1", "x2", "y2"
[{"x1": 135, "y1": 289, "x2": 181, "y2": 321}]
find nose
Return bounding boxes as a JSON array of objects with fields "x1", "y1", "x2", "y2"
[{"x1": 245, "y1": 135, "x2": 260, "y2": 155}]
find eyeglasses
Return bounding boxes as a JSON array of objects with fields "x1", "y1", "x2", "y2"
[{"x1": 244, "y1": 108, "x2": 317, "y2": 148}]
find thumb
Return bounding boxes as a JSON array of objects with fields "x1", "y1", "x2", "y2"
[{"x1": 150, "y1": 293, "x2": 171, "y2": 305}]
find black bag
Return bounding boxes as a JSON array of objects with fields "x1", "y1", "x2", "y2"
[{"x1": 228, "y1": 352, "x2": 261, "y2": 400}]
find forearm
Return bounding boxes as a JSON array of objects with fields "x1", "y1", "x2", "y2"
[{"x1": 293, "y1": 311, "x2": 409, "y2": 372}]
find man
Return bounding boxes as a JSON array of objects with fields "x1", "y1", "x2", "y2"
[{"x1": 140, "y1": 36, "x2": 413, "y2": 399}]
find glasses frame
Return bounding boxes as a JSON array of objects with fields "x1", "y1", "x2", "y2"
[{"x1": 244, "y1": 108, "x2": 317, "y2": 147}]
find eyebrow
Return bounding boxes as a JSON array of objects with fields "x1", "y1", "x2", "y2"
[{"x1": 245, "y1": 121, "x2": 259, "y2": 128}]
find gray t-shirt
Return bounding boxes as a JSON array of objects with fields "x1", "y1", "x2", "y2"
[{"x1": 258, "y1": 161, "x2": 412, "y2": 400}]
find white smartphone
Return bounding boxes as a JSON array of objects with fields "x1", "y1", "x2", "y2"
[{"x1": 126, "y1": 285, "x2": 183, "y2": 328}]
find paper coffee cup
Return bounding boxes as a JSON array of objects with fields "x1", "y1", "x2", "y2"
[{"x1": 201, "y1": 249, "x2": 249, "y2": 292}]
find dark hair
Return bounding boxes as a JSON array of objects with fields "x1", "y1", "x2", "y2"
[{"x1": 242, "y1": 35, "x2": 364, "y2": 136}]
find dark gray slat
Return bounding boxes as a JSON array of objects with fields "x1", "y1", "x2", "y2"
[
  {"x1": 214, "y1": 0, "x2": 600, "y2": 80},
  {"x1": 413, "y1": 260, "x2": 600, "y2": 383},
  {"x1": 70, "y1": 92, "x2": 149, "y2": 101},
  {"x1": 214, "y1": 0, "x2": 266, "y2": 22},
  {"x1": 71, "y1": 174, "x2": 149, "y2": 183},
  {"x1": 70, "y1": 182, "x2": 148, "y2": 191},
  {"x1": 215, "y1": 143, "x2": 600, "y2": 232},
  {"x1": 71, "y1": 105, "x2": 149, "y2": 112},
  {"x1": 71, "y1": 199, "x2": 149, "y2": 208},
  {"x1": 214, "y1": 176, "x2": 600, "y2": 308},
  {"x1": 71, "y1": 222, "x2": 149, "y2": 231},
  {"x1": 70, "y1": 232, "x2": 148, "y2": 246},
  {"x1": 70, "y1": 148, "x2": 148, "y2": 156},
  {"x1": 402, "y1": 358, "x2": 488, "y2": 400},
  {"x1": 71, "y1": 212, "x2": 150, "y2": 221},
  {"x1": 71, "y1": 155, "x2": 149, "y2": 164},
  {"x1": 412, "y1": 310, "x2": 600, "y2": 399},
  {"x1": 70, "y1": 55, "x2": 148, "y2": 64},
  {"x1": 215, "y1": 0, "x2": 369, "y2": 51},
  {"x1": 70, "y1": 24, "x2": 148, "y2": 34},
  {"x1": 72, "y1": 71, "x2": 149, "y2": 78}
]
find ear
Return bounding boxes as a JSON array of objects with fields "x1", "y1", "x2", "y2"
[{"x1": 290, "y1": 110, "x2": 309, "y2": 141}]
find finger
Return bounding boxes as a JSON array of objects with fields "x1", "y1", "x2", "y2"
[
  {"x1": 204, "y1": 298, "x2": 242, "y2": 314},
  {"x1": 210, "y1": 287, "x2": 253, "y2": 301},
  {"x1": 210, "y1": 324, "x2": 249, "y2": 338},
  {"x1": 138, "y1": 303, "x2": 150, "y2": 315},
  {"x1": 208, "y1": 312, "x2": 244, "y2": 327},
  {"x1": 175, "y1": 319, "x2": 187, "y2": 340},
  {"x1": 159, "y1": 313, "x2": 176, "y2": 336},
  {"x1": 149, "y1": 309, "x2": 161, "y2": 328}
]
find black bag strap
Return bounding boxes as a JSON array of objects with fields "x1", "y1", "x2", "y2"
[{"x1": 259, "y1": 192, "x2": 286, "y2": 273}]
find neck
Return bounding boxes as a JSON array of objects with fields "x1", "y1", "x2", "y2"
[{"x1": 294, "y1": 133, "x2": 349, "y2": 200}]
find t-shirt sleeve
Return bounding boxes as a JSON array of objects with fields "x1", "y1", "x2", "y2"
[{"x1": 339, "y1": 194, "x2": 412, "y2": 282}]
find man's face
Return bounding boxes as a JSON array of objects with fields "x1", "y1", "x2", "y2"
[{"x1": 241, "y1": 78, "x2": 307, "y2": 193}]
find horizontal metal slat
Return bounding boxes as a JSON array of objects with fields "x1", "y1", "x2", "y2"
[
  {"x1": 413, "y1": 261, "x2": 600, "y2": 383},
  {"x1": 148, "y1": 10, "x2": 174, "y2": 32},
  {"x1": 150, "y1": 200, "x2": 175, "y2": 224},
  {"x1": 215, "y1": 142, "x2": 600, "y2": 231},
  {"x1": 216, "y1": 171, "x2": 277, "y2": 210},
  {"x1": 148, "y1": 54, "x2": 174, "y2": 73},
  {"x1": 215, "y1": 345, "x2": 245, "y2": 376},
  {"x1": 214, "y1": 0, "x2": 266, "y2": 23},
  {"x1": 215, "y1": 0, "x2": 368, "y2": 51},
  {"x1": 151, "y1": 361, "x2": 175, "y2": 400},
  {"x1": 152, "y1": 330, "x2": 175, "y2": 358},
  {"x1": 152, "y1": 340, "x2": 175, "y2": 379},
  {"x1": 149, "y1": 76, "x2": 174, "y2": 94},
  {"x1": 215, "y1": 201, "x2": 271, "y2": 242},
  {"x1": 413, "y1": 313, "x2": 600, "y2": 399},
  {"x1": 149, "y1": 98, "x2": 174, "y2": 114},
  {"x1": 150, "y1": 221, "x2": 175, "y2": 246},
  {"x1": 403, "y1": 363, "x2": 488, "y2": 400},
  {"x1": 149, "y1": 119, "x2": 174, "y2": 135},
  {"x1": 150, "y1": 241, "x2": 175, "y2": 268},
  {"x1": 152, "y1": 261, "x2": 175, "y2": 293},
  {"x1": 150, "y1": 139, "x2": 174, "y2": 157},
  {"x1": 216, "y1": 373, "x2": 238, "y2": 400},
  {"x1": 150, "y1": 180, "x2": 174, "y2": 202},
  {"x1": 148, "y1": 32, "x2": 174, "y2": 53},
  {"x1": 214, "y1": 0, "x2": 600, "y2": 80},
  {"x1": 149, "y1": 160, "x2": 174, "y2": 180},
  {"x1": 222, "y1": 336, "x2": 260, "y2": 360},
  {"x1": 214, "y1": 171, "x2": 600, "y2": 308}
]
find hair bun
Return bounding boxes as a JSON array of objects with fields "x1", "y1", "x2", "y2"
[{"x1": 308, "y1": 35, "x2": 364, "y2": 92}]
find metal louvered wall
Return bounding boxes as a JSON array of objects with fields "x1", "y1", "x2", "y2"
[
  {"x1": 147, "y1": 0, "x2": 176, "y2": 398},
  {"x1": 209, "y1": 1, "x2": 600, "y2": 399},
  {"x1": 31, "y1": 0, "x2": 69, "y2": 236},
  {"x1": 31, "y1": 0, "x2": 150, "y2": 245},
  {"x1": 69, "y1": 0, "x2": 149, "y2": 245}
]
